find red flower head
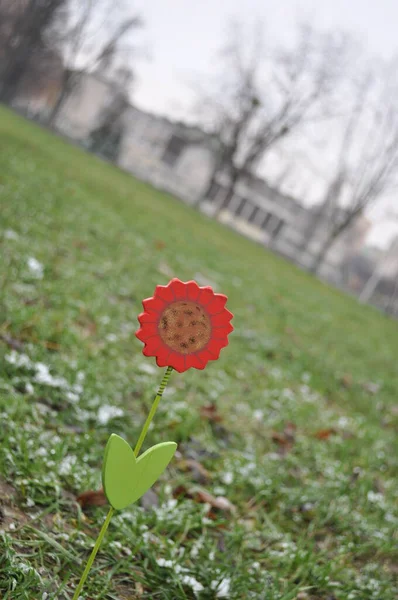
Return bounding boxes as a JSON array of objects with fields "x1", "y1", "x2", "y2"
[{"x1": 136, "y1": 278, "x2": 233, "y2": 373}]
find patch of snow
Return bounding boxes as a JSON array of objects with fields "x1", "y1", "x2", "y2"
[
  {"x1": 59, "y1": 455, "x2": 77, "y2": 476},
  {"x1": 221, "y1": 471, "x2": 234, "y2": 485},
  {"x1": 253, "y1": 409, "x2": 264, "y2": 421},
  {"x1": 181, "y1": 575, "x2": 204, "y2": 595},
  {"x1": 106, "y1": 333, "x2": 118, "y2": 342},
  {"x1": 211, "y1": 578, "x2": 231, "y2": 598},
  {"x1": 27, "y1": 257, "x2": 44, "y2": 279},
  {"x1": 156, "y1": 558, "x2": 175, "y2": 569},
  {"x1": 34, "y1": 363, "x2": 68, "y2": 388},
  {"x1": 5, "y1": 351, "x2": 33, "y2": 369},
  {"x1": 4, "y1": 229, "x2": 19, "y2": 240},
  {"x1": 25, "y1": 382, "x2": 34, "y2": 395},
  {"x1": 97, "y1": 405, "x2": 124, "y2": 424},
  {"x1": 65, "y1": 391, "x2": 80, "y2": 403},
  {"x1": 138, "y1": 363, "x2": 157, "y2": 375},
  {"x1": 155, "y1": 558, "x2": 204, "y2": 596}
]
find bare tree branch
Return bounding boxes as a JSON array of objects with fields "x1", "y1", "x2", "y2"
[
  {"x1": 307, "y1": 60, "x2": 398, "y2": 273},
  {"x1": 46, "y1": 0, "x2": 142, "y2": 124},
  {"x1": 194, "y1": 21, "x2": 351, "y2": 215}
]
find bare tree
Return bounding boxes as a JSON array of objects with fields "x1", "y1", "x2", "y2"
[
  {"x1": 87, "y1": 83, "x2": 131, "y2": 159},
  {"x1": 195, "y1": 23, "x2": 349, "y2": 215},
  {"x1": 306, "y1": 62, "x2": 398, "y2": 274},
  {"x1": 0, "y1": 0, "x2": 65, "y2": 103},
  {"x1": 46, "y1": 0, "x2": 142, "y2": 125},
  {"x1": 192, "y1": 23, "x2": 263, "y2": 207}
]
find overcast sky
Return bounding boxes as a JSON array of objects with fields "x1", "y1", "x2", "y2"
[{"x1": 132, "y1": 0, "x2": 398, "y2": 248}]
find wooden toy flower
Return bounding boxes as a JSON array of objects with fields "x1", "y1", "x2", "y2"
[
  {"x1": 72, "y1": 278, "x2": 233, "y2": 599},
  {"x1": 136, "y1": 278, "x2": 234, "y2": 372}
]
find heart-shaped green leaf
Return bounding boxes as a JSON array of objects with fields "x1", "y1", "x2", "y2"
[{"x1": 102, "y1": 434, "x2": 177, "y2": 510}]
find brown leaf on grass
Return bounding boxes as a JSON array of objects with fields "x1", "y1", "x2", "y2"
[
  {"x1": 271, "y1": 422, "x2": 296, "y2": 454},
  {"x1": 77, "y1": 488, "x2": 107, "y2": 508},
  {"x1": 72, "y1": 239, "x2": 88, "y2": 250},
  {"x1": 314, "y1": 428, "x2": 337, "y2": 440},
  {"x1": 340, "y1": 373, "x2": 353, "y2": 388},
  {"x1": 200, "y1": 403, "x2": 223, "y2": 423},
  {"x1": 173, "y1": 485, "x2": 236, "y2": 514},
  {"x1": 177, "y1": 458, "x2": 212, "y2": 483},
  {"x1": 23, "y1": 298, "x2": 40, "y2": 306},
  {"x1": 42, "y1": 340, "x2": 61, "y2": 351},
  {"x1": 154, "y1": 239, "x2": 166, "y2": 250}
]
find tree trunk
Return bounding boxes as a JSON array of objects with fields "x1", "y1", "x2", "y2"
[
  {"x1": 309, "y1": 232, "x2": 339, "y2": 275},
  {"x1": 193, "y1": 167, "x2": 219, "y2": 208},
  {"x1": 385, "y1": 275, "x2": 398, "y2": 316},
  {"x1": 0, "y1": 40, "x2": 33, "y2": 103},
  {"x1": 47, "y1": 72, "x2": 73, "y2": 127},
  {"x1": 0, "y1": 0, "x2": 64, "y2": 104},
  {"x1": 213, "y1": 171, "x2": 239, "y2": 219}
]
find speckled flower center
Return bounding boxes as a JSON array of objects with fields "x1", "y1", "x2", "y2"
[{"x1": 158, "y1": 301, "x2": 211, "y2": 354}]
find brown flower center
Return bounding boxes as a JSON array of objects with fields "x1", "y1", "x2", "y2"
[{"x1": 158, "y1": 301, "x2": 212, "y2": 354}]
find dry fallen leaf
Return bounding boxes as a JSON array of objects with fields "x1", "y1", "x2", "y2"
[
  {"x1": 176, "y1": 458, "x2": 212, "y2": 483},
  {"x1": 173, "y1": 485, "x2": 236, "y2": 514},
  {"x1": 77, "y1": 488, "x2": 107, "y2": 509},
  {"x1": 72, "y1": 239, "x2": 88, "y2": 250},
  {"x1": 154, "y1": 239, "x2": 166, "y2": 250},
  {"x1": 314, "y1": 428, "x2": 337, "y2": 440},
  {"x1": 271, "y1": 422, "x2": 296, "y2": 454},
  {"x1": 200, "y1": 403, "x2": 223, "y2": 423},
  {"x1": 340, "y1": 373, "x2": 353, "y2": 388}
]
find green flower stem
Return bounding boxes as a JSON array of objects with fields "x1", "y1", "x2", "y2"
[
  {"x1": 133, "y1": 365, "x2": 174, "y2": 456},
  {"x1": 72, "y1": 506, "x2": 114, "y2": 600},
  {"x1": 71, "y1": 366, "x2": 173, "y2": 598}
]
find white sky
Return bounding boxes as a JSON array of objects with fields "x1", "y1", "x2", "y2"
[{"x1": 132, "y1": 0, "x2": 398, "y2": 248}]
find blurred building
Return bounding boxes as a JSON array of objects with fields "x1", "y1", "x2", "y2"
[{"x1": 19, "y1": 70, "x2": 371, "y2": 282}]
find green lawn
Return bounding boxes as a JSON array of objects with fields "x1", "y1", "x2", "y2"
[{"x1": 0, "y1": 106, "x2": 397, "y2": 600}]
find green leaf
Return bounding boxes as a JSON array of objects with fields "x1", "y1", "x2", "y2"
[{"x1": 102, "y1": 434, "x2": 177, "y2": 510}]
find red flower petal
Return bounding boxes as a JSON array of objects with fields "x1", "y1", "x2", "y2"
[
  {"x1": 206, "y1": 293, "x2": 227, "y2": 314},
  {"x1": 142, "y1": 297, "x2": 165, "y2": 313},
  {"x1": 206, "y1": 338, "x2": 227, "y2": 354},
  {"x1": 155, "y1": 349, "x2": 172, "y2": 368},
  {"x1": 155, "y1": 283, "x2": 175, "y2": 302},
  {"x1": 197, "y1": 348, "x2": 220, "y2": 362},
  {"x1": 212, "y1": 323, "x2": 234, "y2": 337},
  {"x1": 137, "y1": 312, "x2": 158, "y2": 325},
  {"x1": 170, "y1": 278, "x2": 187, "y2": 300},
  {"x1": 185, "y1": 354, "x2": 206, "y2": 370},
  {"x1": 196, "y1": 286, "x2": 214, "y2": 306},
  {"x1": 136, "y1": 323, "x2": 158, "y2": 340},
  {"x1": 185, "y1": 280, "x2": 200, "y2": 301},
  {"x1": 136, "y1": 279, "x2": 233, "y2": 372},
  {"x1": 142, "y1": 337, "x2": 164, "y2": 356},
  {"x1": 166, "y1": 351, "x2": 186, "y2": 372},
  {"x1": 211, "y1": 311, "x2": 233, "y2": 326}
]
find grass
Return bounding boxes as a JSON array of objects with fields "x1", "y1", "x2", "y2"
[{"x1": 0, "y1": 105, "x2": 397, "y2": 600}]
